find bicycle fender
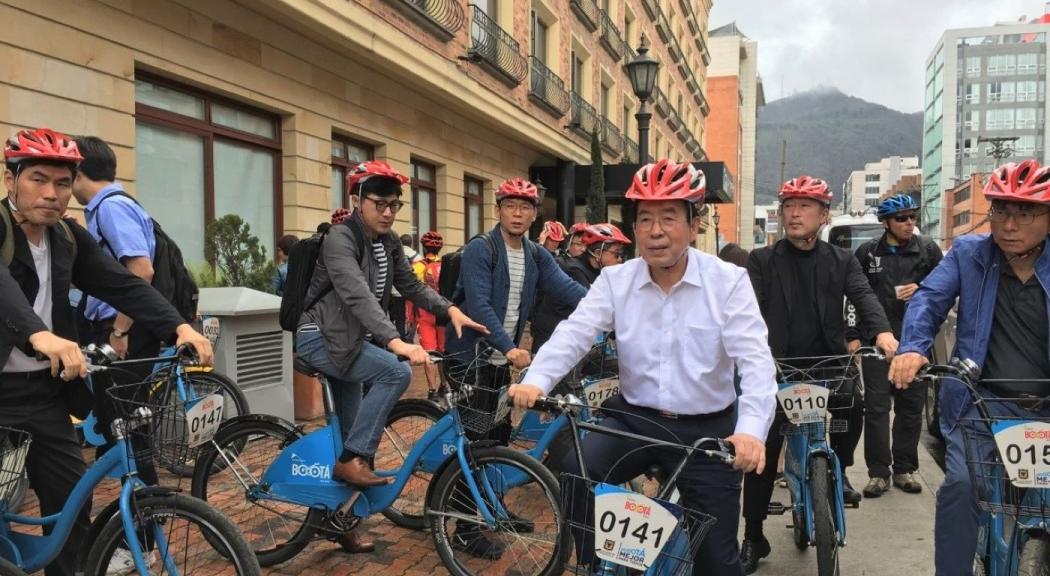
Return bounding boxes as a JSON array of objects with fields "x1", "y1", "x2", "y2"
[
  {"x1": 74, "y1": 486, "x2": 180, "y2": 571},
  {"x1": 423, "y1": 441, "x2": 499, "y2": 510},
  {"x1": 219, "y1": 413, "x2": 299, "y2": 435}
]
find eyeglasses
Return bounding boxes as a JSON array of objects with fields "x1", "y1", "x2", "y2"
[
  {"x1": 603, "y1": 249, "x2": 624, "y2": 260},
  {"x1": 635, "y1": 214, "x2": 686, "y2": 232},
  {"x1": 892, "y1": 214, "x2": 918, "y2": 223},
  {"x1": 988, "y1": 206, "x2": 1050, "y2": 226},
  {"x1": 364, "y1": 196, "x2": 405, "y2": 214}
]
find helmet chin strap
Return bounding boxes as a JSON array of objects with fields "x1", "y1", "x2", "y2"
[
  {"x1": 1006, "y1": 242, "x2": 1044, "y2": 264},
  {"x1": 661, "y1": 246, "x2": 690, "y2": 271}
]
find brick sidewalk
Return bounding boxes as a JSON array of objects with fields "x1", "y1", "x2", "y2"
[{"x1": 13, "y1": 366, "x2": 457, "y2": 575}]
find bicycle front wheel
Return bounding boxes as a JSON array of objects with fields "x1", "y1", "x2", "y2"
[
  {"x1": 378, "y1": 398, "x2": 444, "y2": 529},
  {"x1": 428, "y1": 445, "x2": 569, "y2": 576},
  {"x1": 809, "y1": 456, "x2": 840, "y2": 576},
  {"x1": 81, "y1": 492, "x2": 261, "y2": 576},
  {"x1": 0, "y1": 557, "x2": 26, "y2": 576}
]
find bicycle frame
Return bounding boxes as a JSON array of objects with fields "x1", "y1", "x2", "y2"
[
  {"x1": 244, "y1": 377, "x2": 510, "y2": 528},
  {"x1": 0, "y1": 435, "x2": 168, "y2": 575},
  {"x1": 781, "y1": 420, "x2": 847, "y2": 546}
]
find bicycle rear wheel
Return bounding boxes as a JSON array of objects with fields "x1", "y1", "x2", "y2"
[
  {"x1": 191, "y1": 418, "x2": 320, "y2": 566},
  {"x1": 378, "y1": 399, "x2": 443, "y2": 529},
  {"x1": 81, "y1": 492, "x2": 261, "y2": 575},
  {"x1": 428, "y1": 445, "x2": 569, "y2": 576}
]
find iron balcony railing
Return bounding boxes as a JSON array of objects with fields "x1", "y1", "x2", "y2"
[
  {"x1": 388, "y1": 0, "x2": 465, "y2": 40},
  {"x1": 600, "y1": 115, "x2": 624, "y2": 155},
  {"x1": 570, "y1": 0, "x2": 599, "y2": 31},
  {"x1": 529, "y1": 56, "x2": 570, "y2": 116},
  {"x1": 467, "y1": 5, "x2": 527, "y2": 84},
  {"x1": 569, "y1": 91, "x2": 598, "y2": 135},
  {"x1": 599, "y1": 9, "x2": 624, "y2": 60},
  {"x1": 653, "y1": 84, "x2": 671, "y2": 118},
  {"x1": 623, "y1": 137, "x2": 639, "y2": 164}
]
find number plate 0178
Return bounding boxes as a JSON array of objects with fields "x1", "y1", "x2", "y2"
[{"x1": 992, "y1": 420, "x2": 1050, "y2": 488}]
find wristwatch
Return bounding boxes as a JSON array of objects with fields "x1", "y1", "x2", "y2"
[{"x1": 112, "y1": 328, "x2": 129, "y2": 338}]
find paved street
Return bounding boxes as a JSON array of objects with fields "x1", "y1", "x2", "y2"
[{"x1": 13, "y1": 366, "x2": 945, "y2": 575}]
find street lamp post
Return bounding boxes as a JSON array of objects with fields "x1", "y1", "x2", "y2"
[
  {"x1": 712, "y1": 206, "x2": 721, "y2": 253},
  {"x1": 626, "y1": 35, "x2": 660, "y2": 163}
]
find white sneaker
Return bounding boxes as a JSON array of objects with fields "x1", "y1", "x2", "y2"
[{"x1": 106, "y1": 548, "x2": 156, "y2": 575}]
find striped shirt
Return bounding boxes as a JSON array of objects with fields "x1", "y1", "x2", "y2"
[
  {"x1": 491, "y1": 245, "x2": 526, "y2": 365},
  {"x1": 372, "y1": 241, "x2": 388, "y2": 299}
]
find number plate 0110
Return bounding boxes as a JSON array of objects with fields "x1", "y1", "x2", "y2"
[
  {"x1": 776, "y1": 383, "x2": 829, "y2": 425},
  {"x1": 593, "y1": 483, "x2": 682, "y2": 570},
  {"x1": 992, "y1": 420, "x2": 1050, "y2": 488},
  {"x1": 185, "y1": 394, "x2": 225, "y2": 447}
]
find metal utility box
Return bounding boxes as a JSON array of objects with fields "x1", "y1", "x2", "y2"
[{"x1": 197, "y1": 287, "x2": 293, "y2": 422}]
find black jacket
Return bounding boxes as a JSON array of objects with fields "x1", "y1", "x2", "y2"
[
  {"x1": 0, "y1": 201, "x2": 183, "y2": 370},
  {"x1": 848, "y1": 233, "x2": 943, "y2": 340},
  {"x1": 530, "y1": 254, "x2": 599, "y2": 353},
  {"x1": 747, "y1": 239, "x2": 892, "y2": 358}
]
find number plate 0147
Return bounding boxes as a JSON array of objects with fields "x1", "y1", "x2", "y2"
[
  {"x1": 593, "y1": 483, "x2": 682, "y2": 570},
  {"x1": 992, "y1": 420, "x2": 1050, "y2": 488},
  {"x1": 776, "y1": 383, "x2": 829, "y2": 425},
  {"x1": 185, "y1": 394, "x2": 225, "y2": 447}
]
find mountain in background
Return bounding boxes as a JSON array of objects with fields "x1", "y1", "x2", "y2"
[{"x1": 755, "y1": 86, "x2": 923, "y2": 206}]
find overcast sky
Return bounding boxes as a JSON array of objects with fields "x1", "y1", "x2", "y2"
[{"x1": 709, "y1": 0, "x2": 1049, "y2": 113}]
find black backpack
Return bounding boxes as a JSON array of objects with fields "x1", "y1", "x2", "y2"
[
  {"x1": 94, "y1": 192, "x2": 198, "y2": 323},
  {"x1": 279, "y1": 220, "x2": 367, "y2": 332},
  {"x1": 439, "y1": 233, "x2": 541, "y2": 306}
]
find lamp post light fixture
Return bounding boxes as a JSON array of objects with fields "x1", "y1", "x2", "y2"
[
  {"x1": 626, "y1": 34, "x2": 660, "y2": 163},
  {"x1": 712, "y1": 206, "x2": 721, "y2": 253}
]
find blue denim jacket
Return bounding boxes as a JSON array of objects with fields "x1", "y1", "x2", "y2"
[
  {"x1": 445, "y1": 226, "x2": 586, "y2": 357},
  {"x1": 899, "y1": 233, "x2": 1050, "y2": 428}
]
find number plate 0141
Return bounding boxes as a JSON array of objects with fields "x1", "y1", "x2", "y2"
[
  {"x1": 992, "y1": 420, "x2": 1050, "y2": 488},
  {"x1": 776, "y1": 383, "x2": 829, "y2": 425},
  {"x1": 185, "y1": 394, "x2": 225, "y2": 447},
  {"x1": 593, "y1": 483, "x2": 682, "y2": 570}
]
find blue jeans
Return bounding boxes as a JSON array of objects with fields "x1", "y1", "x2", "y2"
[
  {"x1": 296, "y1": 329, "x2": 412, "y2": 457},
  {"x1": 936, "y1": 387, "x2": 1050, "y2": 575}
]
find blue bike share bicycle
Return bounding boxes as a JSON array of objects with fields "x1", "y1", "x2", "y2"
[
  {"x1": 764, "y1": 348, "x2": 883, "y2": 576},
  {"x1": 919, "y1": 360, "x2": 1050, "y2": 576},
  {"x1": 191, "y1": 348, "x2": 569, "y2": 575},
  {"x1": 0, "y1": 344, "x2": 260, "y2": 575}
]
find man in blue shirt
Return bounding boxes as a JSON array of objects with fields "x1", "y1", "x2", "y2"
[{"x1": 72, "y1": 136, "x2": 158, "y2": 365}]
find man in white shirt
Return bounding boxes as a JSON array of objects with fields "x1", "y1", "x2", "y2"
[{"x1": 511, "y1": 159, "x2": 777, "y2": 576}]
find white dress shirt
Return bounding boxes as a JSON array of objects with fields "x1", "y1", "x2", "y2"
[{"x1": 526, "y1": 248, "x2": 778, "y2": 441}]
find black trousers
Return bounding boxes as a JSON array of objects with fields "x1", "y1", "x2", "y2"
[
  {"x1": 560, "y1": 396, "x2": 744, "y2": 576},
  {"x1": 742, "y1": 381, "x2": 863, "y2": 525},
  {"x1": 389, "y1": 295, "x2": 412, "y2": 342},
  {"x1": 83, "y1": 317, "x2": 161, "y2": 486},
  {"x1": 0, "y1": 373, "x2": 90, "y2": 576},
  {"x1": 862, "y1": 355, "x2": 925, "y2": 477}
]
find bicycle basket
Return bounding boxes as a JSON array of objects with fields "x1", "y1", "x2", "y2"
[
  {"x1": 444, "y1": 351, "x2": 513, "y2": 436},
  {"x1": 0, "y1": 427, "x2": 30, "y2": 508},
  {"x1": 105, "y1": 370, "x2": 227, "y2": 470},
  {"x1": 961, "y1": 397, "x2": 1050, "y2": 519},
  {"x1": 776, "y1": 356, "x2": 860, "y2": 436},
  {"x1": 560, "y1": 474, "x2": 715, "y2": 576}
]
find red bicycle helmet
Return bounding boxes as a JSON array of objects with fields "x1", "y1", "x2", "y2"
[
  {"x1": 625, "y1": 159, "x2": 706, "y2": 204},
  {"x1": 331, "y1": 207, "x2": 351, "y2": 224},
  {"x1": 569, "y1": 222, "x2": 588, "y2": 235},
  {"x1": 983, "y1": 160, "x2": 1050, "y2": 205},
  {"x1": 4, "y1": 128, "x2": 83, "y2": 166},
  {"x1": 496, "y1": 178, "x2": 541, "y2": 205},
  {"x1": 345, "y1": 160, "x2": 409, "y2": 193},
  {"x1": 421, "y1": 230, "x2": 444, "y2": 249},
  {"x1": 541, "y1": 221, "x2": 568, "y2": 243},
  {"x1": 779, "y1": 175, "x2": 833, "y2": 206},
  {"x1": 581, "y1": 223, "x2": 632, "y2": 247}
]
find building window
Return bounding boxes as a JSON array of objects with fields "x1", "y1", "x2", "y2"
[
  {"x1": 988, "y1": 81, "x2": 1015, "y2": 103},
  {"x1": 964, "y1": 83, "x2": 981, "y2": 104},
  {"x1": 954, "y1": 187, "x2": 971, "y2": 204},
  {"x1": 330, "y1": 137, "x2": 374, "y2": 212},
  {"x1": 464, "y1": 177, "x2": 484, "y2": 242},
  {"x1": 1017, "y1": 80, "x2": 1038, "y2": 102},
  {"x1": 988, "y1": 54, "x2": 1017, "y2": 75},
  {"x1": 953, "y1": 211, "x2": 971, "y2": 227},
  {"x1": 986, "y1": 108, "x2": 1015, "y2": 130},
  {"x1": 1015, "y1": 134, "x2": 1038, "y2": 155},
  {"x1": 411, "y1": 159, "x2": 438, "y2": 249},
  {"x1": 963, "y1": 110, "x2": 980, "y2": 130},
  {"x1": 1018, "y1": 52, "x2": 1039, "y2": 73},
  {"x1": 530, "y1": 9, "x2": 549, "y2": 63},
  {"x1": 622, "y1": 104, "x2": 631, "y2": 134},
  {"x1": 1017, "y1": 108, "x2": 1038, "y2": 129},
  {"x1": 571, "y1": 51, "x2": 585, "y2": 94},
  {"x1": 865, "y1": 174, "x2": 881, "y2": 182},
  {"x1": 600, "y1": 83, "x2": 611, "y2": 117},
  {"x1": 134, "y1": 74, "x2": 280, "y2": 266},
  {"x1": 965, "y1": 56, "x2": 981, "y2": 77}
]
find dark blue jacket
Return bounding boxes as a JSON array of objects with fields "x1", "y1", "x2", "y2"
[
  {"x1": 899, "y1": 233, "x2": 1050, "y2": 428},
  {"x1": 445, "y1": 225, "x2": 586, "y2": 357}
]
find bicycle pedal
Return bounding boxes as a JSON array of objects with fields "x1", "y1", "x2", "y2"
[{"x1": 767, "y1": 501, "x2": 788, "y2": 515}]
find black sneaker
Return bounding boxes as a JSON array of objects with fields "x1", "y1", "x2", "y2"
[
  {"x1": 740, "y1": 535, "x2": 771, "y2": 574},
  {"x1": 843, "y1": 477, "x2": 863, "y2": 506},
  {"x1": 452, "y1": 525, "x2": 506, "y2": 560}
]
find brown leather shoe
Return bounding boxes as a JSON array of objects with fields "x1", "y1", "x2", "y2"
[
  {"x1": 336, "y1": 529, "x2": 376, "y2": 554},
  {"x1": 334, "y1": 456, "x2": 389, "y2": 488}
]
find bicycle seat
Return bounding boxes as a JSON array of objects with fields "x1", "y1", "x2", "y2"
[{"x1": 293, "y1": 356, "x2": 321, "y2": 377}]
